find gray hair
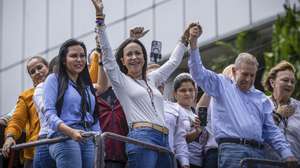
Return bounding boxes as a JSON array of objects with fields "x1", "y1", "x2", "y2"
[{"x1": 234, "y1": 53, "x2": 259, "y2": 69}]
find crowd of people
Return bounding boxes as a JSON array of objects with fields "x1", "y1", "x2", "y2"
[{"x1": 0, "y1": 0, "x2": 299, "y2": 167}]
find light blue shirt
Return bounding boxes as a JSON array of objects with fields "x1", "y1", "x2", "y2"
[
  {"x1": 43, "y1": 74, "x2": 100, "y2": 137},
  {"x1": 188, "y1": 49, "x2": 293, "y2": 158}
]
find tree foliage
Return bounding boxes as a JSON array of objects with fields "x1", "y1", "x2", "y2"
[{"x1": 264, "y1": 4, "x2": 300, "y2": 98}]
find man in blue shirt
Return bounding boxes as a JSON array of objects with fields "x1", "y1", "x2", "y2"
[{"x1": 187, "y1": 23, "x2": 298, "y2": 168}]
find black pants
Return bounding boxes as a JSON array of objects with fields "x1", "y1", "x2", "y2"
[{"x1": 203, "y1": 148, "x2": 218, "y2": 168}]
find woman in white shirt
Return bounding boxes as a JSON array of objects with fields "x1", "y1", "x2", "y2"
[{"x1": 90, "y1": 0, "x2": 195, "y2": 167}]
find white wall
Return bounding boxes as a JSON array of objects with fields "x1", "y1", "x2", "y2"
[{"x1": 0, "y1": 0, "x2": 299, "y2": 115}]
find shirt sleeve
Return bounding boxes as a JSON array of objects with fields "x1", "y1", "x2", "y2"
[
  {"x1": 188, "y1": 48, "x2": 222, "y2": 98},
  {"x1": 174, "y1": 112, "x2": 190, "y2": 166},
  {"x1": 43, "y1": 74, "x2": 63, "y2": 131},
  {"x1": 148, "y1": 43, "x2": 186, "y2": 87},
  {"x1": 97, "y1": 26, "x2": 127, "y2": 88},
  {"x1": 262, "y1": 99, "x2": 294, "y2": 159},
  {"x1": 5, "y1": 95, "x2": 29, "y2": 139}
]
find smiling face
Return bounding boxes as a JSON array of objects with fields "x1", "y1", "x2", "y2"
[
  {"x1": 174, "y1": 81, "x2": 196, "y2": 108},
  {"x1": 121, "y1": 42, "x2": 145, "y2": 79},
  {"x1": 271, "y1": 70, "x2": 295, "y2": 100},
  {"x1": 27, "y1": 58, "x2": 49, "y2": 86},
  {"x1": 65, "y1": 45, "x2": 86, "y2": 80},
  {"x1": 233, "y1": 63, "x2": 257, "y2": 92}
]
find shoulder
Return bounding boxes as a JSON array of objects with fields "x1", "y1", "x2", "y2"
[
  {"x1": 291, "y1": 98, "x2": 300, "y2": 111},
  {"x1": 34, "y1": 82, "x2": 44, "y2": 96},
  {"x1": 46, "y1": 73, "x2": 58, "y2": 81},
  {"x1": 164, "y1": 101, "x2": 180, "y2": 117},
  {"x1": 44, "y1": 73, "x2": 59, "y2": 87},
  {"x1": 19, "y1": 87, "x2": 35, "y2": 99}
]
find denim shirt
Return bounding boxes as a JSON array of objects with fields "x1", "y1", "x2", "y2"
[
  {"x1": 188, "y1": 49, "x2": 293, "y2": 159},
  {"x1": 43, "y1": 74, "x2": 100, "y2": 137}
]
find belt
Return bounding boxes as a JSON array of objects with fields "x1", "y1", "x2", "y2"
[
  {"x1": 217, "y1": 138, "x2": 264, "y2": 149},
  {"x1": 132, "y1": 122, "x2": 169, "y2": 135}
]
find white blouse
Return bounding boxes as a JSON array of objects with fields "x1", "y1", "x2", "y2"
[{"x1": 98, "y1": 26, "x2": 186, "y2": 127}]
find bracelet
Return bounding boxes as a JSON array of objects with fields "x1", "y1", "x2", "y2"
[
  {"x1": 98, "y1": 62, "x2": 103, "y2": 66},
  {"x1": 96, "y1": 14, "x2": 105, "y2": 20},
  {"x1": 96, "y1": 19, "x2": 105, "y2": 26}
]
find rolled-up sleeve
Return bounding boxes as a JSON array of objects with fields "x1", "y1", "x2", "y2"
[{"x1": 43, "y1": 74, "x2": 63, "y2": 131}]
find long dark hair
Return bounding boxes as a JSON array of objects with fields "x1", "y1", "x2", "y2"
[
  {"x1": 55, "y1": 38, "x2": 99, "y2": 125},
  {"x1": 115, "y1": 38, "x2": 148, "y2": 80}
]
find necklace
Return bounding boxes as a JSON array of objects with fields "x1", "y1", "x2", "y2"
[{"x1": 134, "y1": 79, "x2": 158, "y2": 116}]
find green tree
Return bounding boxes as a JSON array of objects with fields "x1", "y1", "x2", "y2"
[{"x1": 264, "y1": 4, "x2": 300, "y2": 98}]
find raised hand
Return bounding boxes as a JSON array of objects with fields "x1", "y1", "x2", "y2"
[
  {"x1": 188, "y1": 22, "x2": 202, "y2": 49},
  {"x1": 91, "y1": 0, "x2": 104, "y2": 16},
  {"x1": 129, "y1": 27, "x2": 150, "y2": 39}
]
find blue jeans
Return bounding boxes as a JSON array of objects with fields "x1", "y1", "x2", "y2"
[
  {"x1": 126, "y1": 128, "x2": 172, "y2": 168},
  {"x1": 33, "y1": 143, "x2": 56, "y2": 168},
  {"x1": 49, "y1": 138, "x2": 95, "y2": 168},
  {"x1": 218, "y1": 143, "x2": 264, "y2": 168}
]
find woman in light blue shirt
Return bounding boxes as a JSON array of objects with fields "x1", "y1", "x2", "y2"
[{"x1": 43, "y1": 39, "x2": 101, "y2": 168}]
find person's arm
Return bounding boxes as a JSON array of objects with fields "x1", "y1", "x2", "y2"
[
  {"x1": 188, "y1": 43, "x2": 222, "y2": 98},
  {"x1": 89, "y1": 49, "x2": 100, "y2": 83},
  {"x1": 2, "y1": 92, "x2": 30, "y2": 157},
  {"x1": 96, "y1": 50, "x2": 110, "y2": 95},
  {"x1": 148, "y1": 25, "x2": 191, "y2": 86},
  {"x1": 188, "y1": 23, "x2": 222, "y2": 98},
  {"x1": 148, "y1": 42, "x2": 186, "y2": 87},
  {"x1": 5, "y1": 94, "x2": 30, "y2": 140},
  {"x1": 174, "y1": 113, "x2": 190, "y2": 167},
  {"x1": 262, "y1": 99, "x2": 296, "y2": 160},
  {"x1": 91, "y1": 0, "x2": 126, "y2": 88},
  {"x1": 197, "y1": 93, "x2": 211, "y2": 108}
]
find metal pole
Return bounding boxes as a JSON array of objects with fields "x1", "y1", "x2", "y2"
[
  {"x1": 96, "y1": 132, "x2": 176, "y2": 168},
  {"x1": 0, "y1": 136, "x2": 69, "y2": 153}
]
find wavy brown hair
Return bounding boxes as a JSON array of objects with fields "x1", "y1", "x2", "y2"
[{"x1": 264, "y1": 60, "x2": 296, "y2": 92}]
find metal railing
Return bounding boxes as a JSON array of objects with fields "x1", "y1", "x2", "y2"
[
  {"x1": 95, "y1": 132, "x2": 176, "y2": 168},
  {"x1": 0, "y1": 131, "x2": 175, "y2": 168},
  {"x1": 240, "y1": 158, "x2": 300, "y2": 168}
]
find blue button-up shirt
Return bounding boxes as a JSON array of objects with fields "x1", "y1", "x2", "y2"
[
  {"x1": 188, "y1": 49, "x2": 293, "y2": 158},
  {"x1": 43, "y1": 74, "x2": 100, "y2": 137}
]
